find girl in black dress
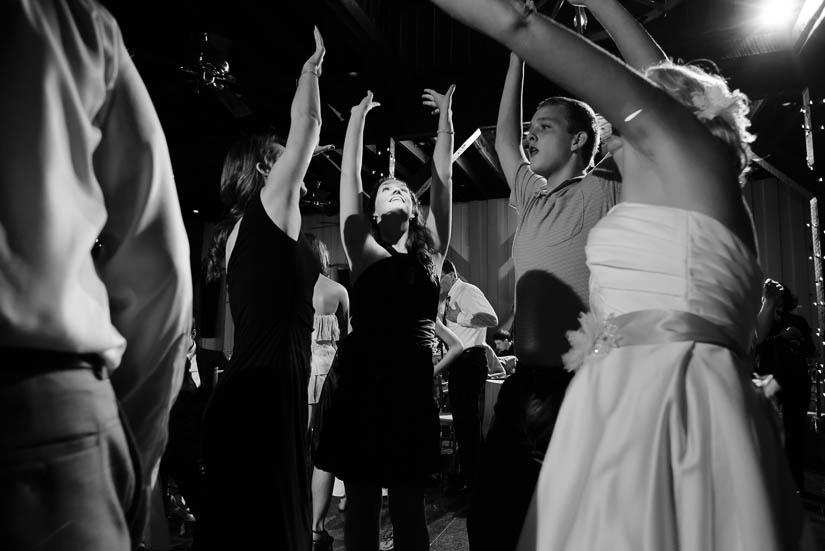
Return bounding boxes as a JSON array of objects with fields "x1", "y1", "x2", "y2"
[
  {"x1": 316, "y1": 86, "x2": 460, "y2": 551},
  {"x1": 197, "y1": 28, "x2": 326, "y2": 551}
]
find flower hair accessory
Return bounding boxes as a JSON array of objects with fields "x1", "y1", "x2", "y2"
[
  {"x1": 562, "y1": 312, "x2": 620, "y2": 372},
  {"x1": 690, "y1": 82, "x2": 750, "y2": 130}
]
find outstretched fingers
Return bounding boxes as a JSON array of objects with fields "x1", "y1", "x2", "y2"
[{"x1": 421, "y1": 84, "x2": 456, "y2": 115}]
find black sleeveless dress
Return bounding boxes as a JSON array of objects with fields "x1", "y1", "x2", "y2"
[
  {"x1": 316, "y1": 248, "x2": 441, "y2": 486},
  {"x1": 197, "y1": 194, "x2": 319, "y2": 551}
]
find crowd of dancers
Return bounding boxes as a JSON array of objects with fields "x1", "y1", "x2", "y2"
[{"x1": 1, "y1": 0, "x2": 816, "y2": 550}]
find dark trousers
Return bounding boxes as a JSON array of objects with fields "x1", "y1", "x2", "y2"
[
  {"x1": 467, "y1": 365, "x2": 572, "y2": 551},
  {"x1": 344, "y1": 482, "x2": 428, "y2": 551},
  {"x1": 781, "y1": 385, "x2": 811, "y2": 491},
  {"x1": 447, "y1": 346, "x2": 488, "y2": 486}
]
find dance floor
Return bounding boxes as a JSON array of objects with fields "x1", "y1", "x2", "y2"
[
  {"x1": 161, "y1": 427, "x2": 825, "y2": 551},
  {"x1": 166, "y1": 482, "x2": 473, "y2": 551}
]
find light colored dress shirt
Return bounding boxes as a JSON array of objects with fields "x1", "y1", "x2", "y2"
[
  {"x1": 440, "y1": 279, "x2": 499, "y2": 349},
  {"x1": 0, "y1": 0, "x2": 192, "y2": 479}
]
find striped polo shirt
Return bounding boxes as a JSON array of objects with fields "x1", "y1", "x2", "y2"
[{"x1": 510, "y1": 158, "x2": 621, "y2": 368}]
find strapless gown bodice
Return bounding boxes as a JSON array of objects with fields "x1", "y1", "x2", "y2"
[{"x1": 586, "y1": 202, "x2": 762, "y2": 352}]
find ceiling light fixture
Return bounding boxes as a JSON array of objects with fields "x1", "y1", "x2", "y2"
[{"x1": 757, "y1": 0, "x2": 795, "y2": 29}]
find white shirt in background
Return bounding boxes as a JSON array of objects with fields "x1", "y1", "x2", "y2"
[{"x1": 440, "y1": 279, "x2": 499, "y2": 349}]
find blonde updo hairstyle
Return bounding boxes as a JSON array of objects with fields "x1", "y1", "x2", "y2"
[{"x1": 645, "y1": 61, "x2": 755, "y2": 186}]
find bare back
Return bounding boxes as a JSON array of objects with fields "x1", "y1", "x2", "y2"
[{"x1": 312, "y1": 275, "x2": 344, "y2": 315}]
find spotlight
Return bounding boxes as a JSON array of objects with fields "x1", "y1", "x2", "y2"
[{"x1": 757, "y1": 0, "x2": 795, "y2": 28}]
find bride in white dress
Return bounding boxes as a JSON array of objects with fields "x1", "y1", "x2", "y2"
[{"x1": 430, "y1": 0, "x2": 809, "y2": 549}]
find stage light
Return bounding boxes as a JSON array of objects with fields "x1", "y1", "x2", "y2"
[{"x1": 757, "y1": 0, "x2": 794, "y2": 28}]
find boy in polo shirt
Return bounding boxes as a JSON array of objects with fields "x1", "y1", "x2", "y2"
[
  {"x1": 467, "y1": 60, "x2": 620, "y2": 551},
  {"x1": 468, "y1": 3, "x2": 667, "y2": 545}
]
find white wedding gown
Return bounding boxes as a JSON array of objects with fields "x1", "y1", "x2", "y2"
[{"x1": 520, "y1": 202, "x2": 808, "y2": 551}]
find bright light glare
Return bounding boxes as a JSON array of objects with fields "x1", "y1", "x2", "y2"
[{"x1": 758, "y1": 0, "x2": 794, "y2": 28}]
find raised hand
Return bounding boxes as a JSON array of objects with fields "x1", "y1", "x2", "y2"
[
  {"x1": 422, "y1": 84, "x2": 457, "y2": 115},
  {"x1": 303, "y1": 26, "x2": 325, "y2": 76},
  {"x1": 351, "y1": 91, "x2": 381, "y2": 116},
  {"x1": 763, "y1": 278, "x2": 784, "y2": 302},
  {"x1": 313, "y1": 144, "x2": 336, "y2": 157}
]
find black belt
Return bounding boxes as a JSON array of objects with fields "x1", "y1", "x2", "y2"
[{"x1": 0, "y1": 348, "x2": 108, "y2": 384}]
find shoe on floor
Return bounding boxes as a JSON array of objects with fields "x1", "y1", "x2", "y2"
[
  {"x1": 379, "y1": 528, "x2": 394, "y2": 551},
  {"x1": 312, "y1": 529, "x2": 333, "y2": 551}
]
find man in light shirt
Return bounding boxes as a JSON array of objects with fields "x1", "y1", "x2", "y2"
[
  {"x1": 439, "y1": 259, "x2": 499, "y2": 493},
  {"x1": 0, "y1": 1, "x2": 192, "y2": 549}
]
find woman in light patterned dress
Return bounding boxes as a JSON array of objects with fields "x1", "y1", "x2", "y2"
[{"x1": 305, "y1": 232, "x2": 349, "y2": 551}]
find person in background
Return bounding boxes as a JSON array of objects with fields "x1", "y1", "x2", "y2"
[
  {"x1": 492, "y1": 329, "x2": 514, "y2": 357},
  {"x1": 198, "y1": 27, "x2": 326, "y2": 551},
  {"x1": 0, "y1": 1, "x2": 192, "y2": 549},
  {"x1": 305, "y1": 233, "x2": 350, "y2": 551},
  {"x1": 439, "y1": 259, "x2": 499, "y2": 494},
  {"x1": 161, "y1": 324, "x2": 208, "y2": 524},
  {"x1": 305, "y1": 233, "x2": 350, "y2": 427},
  {"x1": 756, "y1": 278, "x2": 816, "y2": 491}
]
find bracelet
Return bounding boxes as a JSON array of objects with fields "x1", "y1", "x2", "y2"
[
  {"x1": 437, "y1": 129, "x2": 454, "y2": 135},
  {"x1": 301, "y1": 66, "x2": 320, "y2": 77}
]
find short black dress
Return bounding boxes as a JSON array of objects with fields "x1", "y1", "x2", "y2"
[
  {"x1": 316, "y1": 248, "x2": 441, "y2": 486},
  {"x1": 197, "y1": 193, "x2": 320, "y2": 551}
]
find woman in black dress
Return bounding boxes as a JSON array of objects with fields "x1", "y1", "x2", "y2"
[
  {"x1": 316, "y1": 86, "x2": 458, "y2": 551},
  {"x1": 756, "y1": 279, "x2": 815, "y2": 491},
  {"x1": 197, "y1": 28, "x2": 325, "y2": 551}
]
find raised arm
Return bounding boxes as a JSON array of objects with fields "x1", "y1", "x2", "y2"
[
  {"x1": 496, "y1": 53, "x2": 530, "y2": 190},
  {"x1": 575, "y1": 0, "x2": 666, "y2": 71},
  {"x1": 261, "y1": 27, "x2": 324, "y2": 238},
  {"x1": 337, "y1": 287, "x2": 351, "y2": 340},
  {"x1": 755, "y1": 279, "x2": 782, "y2": 344},
  {"x1": 446, "y1": 286, "x2": 499, "y2": 328},
  {"x1": 422, "y1": 85, "x2": 456, "y2": 256},
  {"x1": 339, "y1": 92, "x2": 383, "y2": 276},
  {"x1": 431, "y1": 0, "x2": 741, "y2": 220}
]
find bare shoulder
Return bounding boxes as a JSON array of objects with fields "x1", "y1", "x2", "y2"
[
  {"x1": 334, "y1": 280, "x2": 349, "y2": 305},
  {"x1": 317, "y1": 274, "x2": 349, "y2": 299}
]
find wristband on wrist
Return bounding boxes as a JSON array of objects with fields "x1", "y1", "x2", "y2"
[{"x1": 437, "y1": 129, "x2": 454, "y2": 135}]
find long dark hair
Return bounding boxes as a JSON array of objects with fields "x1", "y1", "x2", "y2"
[
  {"x1": 205, "y1": 133, "x2": 284, "y2": 282},
  {"x1": 304, "y1": 233, "x2": 330, "y2": 277},
  {"x1": 368, "y1": 177, "x2": 438, "y2": 281}
]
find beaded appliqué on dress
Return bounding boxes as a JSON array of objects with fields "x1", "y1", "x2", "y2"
[{"x1": 562, "y1": 312, "x2": 620, "y2": 372}]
